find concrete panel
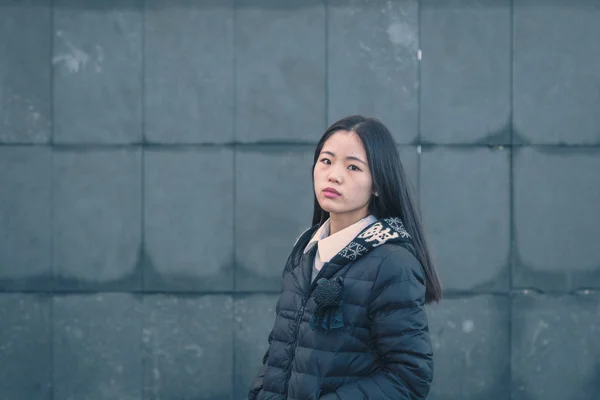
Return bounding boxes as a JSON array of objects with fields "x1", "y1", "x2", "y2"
[
  {"x1": 426, "y1": 295, "x2": 510, "y2": 399},
  {"x1": 143, "y1": 295, "x2": 233, "y2": 400},
  {"x1": 144, "y1": 148, "x2": 234, "y2": 291},
  {"x1": 328, "y1": 0, "x2": 419, "y2": 144},
  {"x1": 235, "y1": 146, "x2": 314, "y2": 291},
  {"x1": 52, "y1": 149, "x2": 142, "y2": 290},
  {"x1": 0, "y1": 0, "x2": 51, "y2": 144},
  {"x1": 0, "y1": 293, "x2": 51, "y2": 399},
  {"x1": 0, "y1": 147, "x2": 52, "y2": 290},
  {"x1": 53, "y1": 293, "x2": 143, "y2": 400},
  {"x1": 513, "y1": 1, "x2": 600, "y2": 144},
  {"x1": 145, "y1": 0, "x2": 234, "y2": 144},
  {"x1": 421, "y1": 0, "x2": 511, "y2": 144},
  {"x1": 513, "y1": 147, "x2": 600, "y2": 290},
  {"x1": 420, "y1": 147, "x2": 511, "y2": 292},
  {"x1": 512, "y1": 293, "x2": 600, "y2": 400},
  {"x1": 53, "y1": 0, "x2": 142, "y2": 144},
  {"x1": 235, "y1": 0, "x2": 326, "y2": 143}
]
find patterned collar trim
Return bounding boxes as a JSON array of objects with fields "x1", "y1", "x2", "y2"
[
  {"x1": 329, "y1": 217, "x2": 411, "y2": 266},
  {"x1": 303, "y1": 215, "x2": 377, "y2": 262}
]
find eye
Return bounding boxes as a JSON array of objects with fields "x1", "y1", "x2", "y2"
[
  {"x1": 320, "y1": 158, "x2": 331, "y2": 165},
  {"x1": 348, "y1": 165, "x2": 361, "y2": 171}
]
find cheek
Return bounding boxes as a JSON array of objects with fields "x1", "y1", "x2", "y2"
[
  {"x1": 359, "y1": 178, "x2": 373, "y2": 202},
  {"x1": 313, "y1": 167, "x2": 320, "y2": 181},
  {"x1": 347, "y1": 179, "x2": 372, "y2": 202}
]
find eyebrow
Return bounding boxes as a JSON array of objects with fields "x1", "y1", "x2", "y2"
[{"x1": 320, "y1": 150, "x2": 367, "y2": 166}]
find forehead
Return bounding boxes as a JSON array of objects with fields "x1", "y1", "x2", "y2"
[{"x1": 321, "y1": 130, "x2": 366, "y2": 155}]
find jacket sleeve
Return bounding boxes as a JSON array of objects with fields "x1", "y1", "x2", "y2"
[
  {"x1": 248, "y1": 328, "x2": 274, "y2": 400},
  {"x1": 320, "y1": 248, "x2": 434, "y2": 400}
]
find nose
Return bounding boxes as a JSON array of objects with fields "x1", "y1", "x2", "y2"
[{"x1": 327, "y1": 165, "x2": 343, "y2": 184}]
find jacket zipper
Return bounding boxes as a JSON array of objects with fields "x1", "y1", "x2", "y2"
[
  {"x1": 283, "y1": 296, "x2": 307, "y2": 399},
  {"x1": 283, "y1": 262, "x2": 328, "y2": 399}
]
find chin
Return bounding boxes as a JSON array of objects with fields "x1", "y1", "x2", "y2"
[
  {"x1": 317, "y1": 200, "x2": 336, "y2": 214},
  {"x1": 319, "y1": 203, "x2": 348, "y2": 215},
  {"x1": 317, "y1": 201, "x2": 333, "y2": 213}
]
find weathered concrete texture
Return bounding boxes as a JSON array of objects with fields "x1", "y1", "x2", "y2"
[
  {"x1": 0, "y1": 293, "x2": 52, "y2": 399},
  {"x1": 53, "y1": 0, "x2": 143, "y2": 144},
  {"x1": 513, "y1": 147, "x2": 600, "y2": 290},
  {"x1": 235, "y1": 146, "x2": 315, "y2": 291},
  {"x1": 236, "y1": 0, "x2": 326, "y2": 143},
  {"x1": 420, "y1": 0, "x2": 511, "y2": 144},
  {"x1": 0, "y1": 0, "x2": 52, "y2": 144},
  {"x1": 420, "y1": 146, "x2": 511, "y2": 292},
  {"x1": 512, "y1": 293, "x2": 600, "y2": 400},
  {"x1": 513, "y1": 0, "x2": 600, "y2": 144},
  {"x1": 0, "y1": 147, "x2": 52, "y2": 290},
  {"x1": 143, "y1": 148, "x2": 234, "y2": 291},
  {"x1": 145, "y1": 0, "x2": 234, "y2": 144},
  {"x1": 142, "y1": 294, "x2": 233, "y2": 400},
  {"x1": 0, "y1": 1, "x2": 598, "y2": 399},
  {"x1": 426, "y1": 295, "x2": 510, "y2": 399},
  {"x1": 52, "y1": 149, "x2": 142, "y2": 290},
  {"x1": 328, "y1": 0, "x2": 419, "y2": 144},
  {"x1": 53, "y1": 293, "x2": 143, "y2": 400}
]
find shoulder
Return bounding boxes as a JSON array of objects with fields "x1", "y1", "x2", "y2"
[
  {"x1": 367, "y1": 243, "x2": 427, "y2": 308},
  {"x1": 283, "y1": 224, "x2": 320, "y2": 274},
  {"x1": 368, "y1": 243, "x2": 425, "y2": 285}
]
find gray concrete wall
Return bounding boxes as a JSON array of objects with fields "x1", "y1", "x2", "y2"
[{"x1": 1, "y1": 0, "x2": 599, "y2": 399}]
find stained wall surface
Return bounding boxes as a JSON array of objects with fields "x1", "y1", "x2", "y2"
[{"x1": 1, "y1": 1, "x2": 599, "y2": 399}]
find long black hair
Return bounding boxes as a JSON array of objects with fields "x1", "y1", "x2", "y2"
[{"x1": 311, "y1": 115, "x2": 442, "y2": 303}]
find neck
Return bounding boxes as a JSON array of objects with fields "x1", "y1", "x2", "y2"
[{"x1": 328, "y1": 210, "x2": 369, "y2": 235}]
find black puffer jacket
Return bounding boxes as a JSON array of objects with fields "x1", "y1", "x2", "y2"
[{"x1": 248, "y1": 217, "x2": 434, "y2": 400}]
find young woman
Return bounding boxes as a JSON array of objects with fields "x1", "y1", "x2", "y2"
[{"x1": 248, "y1": 115, "x2": 442, "y2": 400}]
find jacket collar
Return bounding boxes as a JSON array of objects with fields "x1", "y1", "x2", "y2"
[
  {"x1": 288, "y1": 217, "x2": 412, "y2": 289},
  {"x1": 328, "y1": 216, "x2": 412, "y2": 265},
  {"x1": 303, "y1": 215, "x2": 378, "y2": 263}
]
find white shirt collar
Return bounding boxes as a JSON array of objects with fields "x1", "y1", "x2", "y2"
[{"x1": 304, "y1": 215, "x2": 377, "y2": 263}]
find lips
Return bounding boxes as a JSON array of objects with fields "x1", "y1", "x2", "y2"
[{"x1": 323, "y1": 187, "x2": 341, "y2": 195}]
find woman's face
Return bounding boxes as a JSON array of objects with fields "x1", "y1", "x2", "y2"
[{"x1": 313, "y1": 130, "x2": 374, "y2": 221}]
